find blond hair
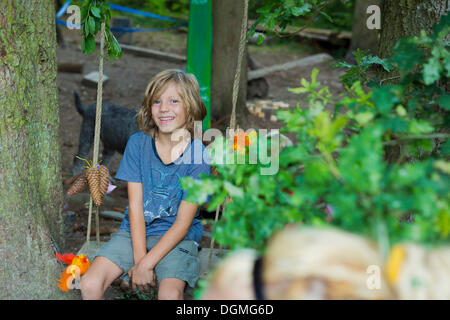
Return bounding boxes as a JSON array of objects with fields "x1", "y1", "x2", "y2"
[{"x1": 137, "y1": 69, "x2": 207, "y2": 137}]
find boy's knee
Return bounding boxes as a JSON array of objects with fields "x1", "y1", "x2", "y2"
[
  {"x1": 80, "y1": 275, "x2": 103, "y2": 299},
  {"x1": 158, "y1": 287, "x2": 184, "y2": 300}
]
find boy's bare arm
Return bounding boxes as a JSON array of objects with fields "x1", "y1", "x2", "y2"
[
  {"x1": 139, "y1": 200, "x2": 198, "y2": 270},
  {"x1": 127, "y1": 182, "x2": 147, "y2": 264}
]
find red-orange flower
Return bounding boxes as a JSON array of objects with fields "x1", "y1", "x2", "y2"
[
  {"x1": 71, "y1": 254, "x2": 91, "y2": 275},
  {"x1": 56, "y1": 253, "x2": 91, "y2": 291},
  {"x1": 233, "y1": 131, "x2": 256, "y2": 154},
  {"x1": 56, "y1": 269, "x2": 72, "y2": 292},
  {"x1": 56, "y1": 252, "x2": 75, "y2": 265}
]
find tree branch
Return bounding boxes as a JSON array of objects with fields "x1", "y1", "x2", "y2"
[
  {"x1": 383, "y1": 133, "x2": 450, "y2": 146},
  {"x1": 273, "y1": 1, "x2": 332, "y2": 38}
]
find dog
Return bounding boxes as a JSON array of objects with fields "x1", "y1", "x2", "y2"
[{"x1": 72, "y1": 92, "x2": 140, "y2": 176}]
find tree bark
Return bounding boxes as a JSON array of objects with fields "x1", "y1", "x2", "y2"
[
  {"x1": 211, "y1": 0, "x2": 250, "y2": 128},
  {"x1": 0, "y1": 1, "x2": 75, "y2": 299},
  {"x1": 378, "y1": 0, "x2": 448, "y2": 59},
  {"x1": 345, "y1": 0, "x2": 381, "y2": 62}
]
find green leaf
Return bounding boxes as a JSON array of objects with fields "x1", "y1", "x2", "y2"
[
  {"x1": 304, "y1": 160, "x2": 331, "y2": 186},
  {"x1": 390, "y1": 38, "x2": 424, "y2": 71},
  {"x1": 418, "y1": 139, "x2": 434, "y2": 152},
  {"x1": 337, "y1": 125, "x2": 384, "y2": 194},
  {"x1": 311, "y1": 68, "x2": 319, "y2": 84},
  {"x1": 353, "y1": 49, "x2": 368, "y2": 65},
  {"x1": 355, "y1": 112, "x2": 375, "y2": 127},
  {"x1": 283, "y1": 0, "x2": 295, "y2": 9},
  {"x1": 83, "y1": 22, "x2": 90, "y2": 38},
  {"x1": 257, "y1": 33, "x2": 265, "y2": 45},
  {"x1": 440, "y1": 139, "x2": 450, "y2": 156},
  {"x1": 372, "y1": 86, "x2": 400, "y2": 113},
  {"x1": 319, "y1": 11, "x2": 333, "y2": 23},
  {"x1": 101, "y1": 3, "x2": 112, "y2": 21},
  {"x1": 288, "y1": 86, "x2": 309, "y2": 94},
  {"x1": 423, "y1": 53, "x2": 442, "y2": 85},
  {"x1": 438, "y1": 94, "x2": 450, "y2": 110},
  {"x1": 379, "y1": 117, "x2": 409, "y2": 133},
  {"x1": 335, "y1": 61, "x2": 354, "y2": 69},
  {"x1": 82, "y1": 35, "x2": 95, "y2": 54},
  {"x1": 256, "y1": 3, "x2": 274, "y2": 14},
  {"x1": 90, "y1": 6, "x2": 101, "y2": 18},
  {"x1": 432, "y1": 13, "x2": 450, "y2": 39},
  {"x1": 207, "y1": 191, "x2": 227, "y2": 212},
  {"x1": 106, "y1": 31, "x2": 123, "y2": 58},
  {"x1": 291, "y1": 4, "x2": 312, "y2": 16},
  {"x1": 224, "y1": 181, "x2": 244, "y2": 198},
  {"x1": 408, "y1": 119, "x2": 434, "y2": 134},
  {"x1": 363, "y1": 55, "x2": 393, "y2": 72},
  {"x1": 87, "y1": 16, "x2": 96, "y2": 35}
]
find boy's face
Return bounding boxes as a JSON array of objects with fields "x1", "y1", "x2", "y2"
[{"x1": 151, "y1": 82, "x2": 187, "y2": 135}]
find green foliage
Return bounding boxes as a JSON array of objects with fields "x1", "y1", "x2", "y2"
[
  {"x1": 248, "y1": 0, "x2": 353, "y2": 44},
  {"x1": 182, "y1": 17, "x2": 450, "y2": 257},
  {"x1": 335, "y1": 49, "x2": 393, "y2": 87},
  {"x1": 119, "y1": 289, "x2": 157, "y2": 300},
  {"x1": 77, "y1": 0, "x2": 122, "y2": 58}
]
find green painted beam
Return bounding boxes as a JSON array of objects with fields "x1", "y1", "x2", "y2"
[{"x1": 186, "y1": 0, "x2": 212, "y2": 131}]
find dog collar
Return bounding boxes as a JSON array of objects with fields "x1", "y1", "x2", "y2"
[{"x1": 253, "y1": 256, "x2": 265, "y2": 300}]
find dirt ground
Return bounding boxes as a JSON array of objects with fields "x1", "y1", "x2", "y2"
[{"x1": 57, "y1": 26, "x2": 346, "y2": 300}]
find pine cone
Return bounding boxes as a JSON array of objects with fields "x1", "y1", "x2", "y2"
[
  {"x1": 67, "y1": 173, "x2": 88, "y2": 196},
  {"x1": 86, "y1": 167, "x2": 102, "y2": 206},
  {"x1": 98, "y1": 165, "x2": 109, "y2": 199}
]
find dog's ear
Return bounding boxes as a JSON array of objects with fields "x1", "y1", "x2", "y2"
[{"x1": 74, "y1": 91, "x2": 86, "y2": 116}]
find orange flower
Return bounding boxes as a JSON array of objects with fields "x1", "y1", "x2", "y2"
[
  {"x1": 71, "y1": 254, "x2": 91, "y2": 275},
  {"x1": 56, "y1": 253, "x2": 91, "y2": 291},
  {"x1": 56, "y1": 252, "x2": 75, "y2": 265},
  {"x1": 56, "y1": 269, "x2": 72, "y2": 292},
  {"x1": 233, "y1": 131, "x2": 256, "y2": 154}
]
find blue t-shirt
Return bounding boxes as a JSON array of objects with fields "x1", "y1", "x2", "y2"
[{"x1": 115, "y1": 131, "x2": 210, "y2": 244}]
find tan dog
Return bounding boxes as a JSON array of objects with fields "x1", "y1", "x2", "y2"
[
  {"x1": 203, "y1": 226, "x2": 394, "y2": 300},
  {"x1": 203, "y1": 225, "x2": 450, "y2": 300}
]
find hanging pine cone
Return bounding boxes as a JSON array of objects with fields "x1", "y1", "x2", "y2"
[
  {"x1": 98, "y1": 165, "x2": 109, "y2": 199},
  {"x1": 86, "y1": 167, "x2": 102, "y2": 206},
  {"x1": 67, "y1": 172, "x2": 88, "y2": 196}
]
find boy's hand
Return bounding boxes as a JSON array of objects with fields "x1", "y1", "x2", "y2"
[{"x1": 128, "y1": 261, "x2": 156, "y2": 292}]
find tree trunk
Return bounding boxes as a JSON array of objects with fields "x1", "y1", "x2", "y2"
[
  {"x1": 377, "y1": 0, "x2": 448, "y2": 163},
  {"x1": 0, "y1": 1, "x2": 75, "y2": 299},
  {"x1": 345, "y1": 0, "x2": 381, "y2": 62},
  {"x1": 378, "y1": 0, "x2": 448, "y2": 59},
  {"x1": 211, "y1": 0, "x2": 250, "y2": 128}
]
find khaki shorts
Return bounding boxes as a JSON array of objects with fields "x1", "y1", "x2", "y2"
[{"x1": 94, "y1": 229, "x2": 200, "y2": 288}]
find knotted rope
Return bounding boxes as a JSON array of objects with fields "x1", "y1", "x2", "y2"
[
  {"x1": 207, "y1": 0, "x2": 249, "y2": 271},
  {"x1": 85, "y1": 21, "x2": 105, "y2": 255}
]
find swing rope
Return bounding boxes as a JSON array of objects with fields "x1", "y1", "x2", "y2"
[
  {"x1": 85, "y1": 21, "x2": 105, "y2": 256},
  {"x1": 229, "y1": 0, "x2": 249, "y2": 132},
  {"x1": 207, "y1": 0, "x2": 249, "y2": 271}
]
